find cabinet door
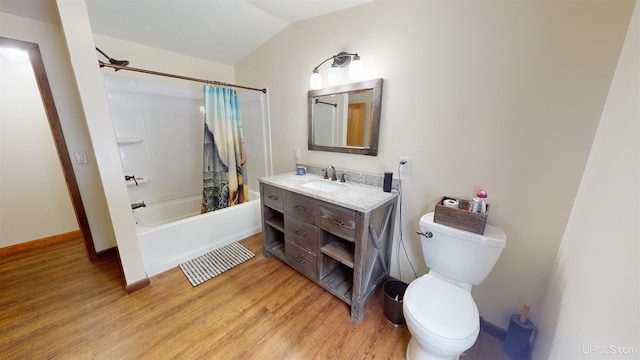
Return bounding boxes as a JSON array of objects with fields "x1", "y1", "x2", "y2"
[
  {"x1": 285, "y1": 215, "x2": 317, "y2": 254},
  {"x1": 285, "y1": 193, "x2": 317, "y2": 225},
  {"x1": 319, "y1": 205, "x2": 356, "y2": 241},
  {"x1": 285, "y1": 241, "x2": 317, "y2": 279},
  {"x1": 263, "y1": 184, "x2": 285, "y2": 211}
]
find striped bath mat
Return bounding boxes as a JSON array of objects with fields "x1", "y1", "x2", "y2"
[{"x1": 179, "y1": 242, "x2": 255, "y2": 287}]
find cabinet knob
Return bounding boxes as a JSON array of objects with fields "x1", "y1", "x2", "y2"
[
  {"x1": 268, "y1": 195, "x2": 279, "y2": 200},
  {"x1": 294, "y1": 255, "x2": 306, "y2": 264}
]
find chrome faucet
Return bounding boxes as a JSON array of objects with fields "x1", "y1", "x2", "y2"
[{"x1": 325, "y1": 165, "x2": 337, "y2": 181}]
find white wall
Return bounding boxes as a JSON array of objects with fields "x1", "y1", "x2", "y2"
[
  {"x1": 0, "y1": 11, "x2": 116, "y2": 252},
  {"x1": 56, "y1": 0, "x2": 146, "y2": 285},
  {"x1": 0, "y1": 51, "x2": 78, "y2": 247},
  {"x1": 534, "y1": 1, "x2": 640, "y2": 358},
  {"x1": 236, "y1": 0, "x2": 635, "y2": 328}
]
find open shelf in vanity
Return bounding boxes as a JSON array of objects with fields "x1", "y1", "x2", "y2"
[
  {"x1": 259, "y1": 173, "x2": 398, "y2": 322},
  {"x1": 321, "y1": 237, "x2": 355, "y2": 268},
  {"x1": 320, "y1": 230, "x2": 355, "y2": 304},
  {"x1": 262, "y1": 185, "x2": 286, "y2": 259}
]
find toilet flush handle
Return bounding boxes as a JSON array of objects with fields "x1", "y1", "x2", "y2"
[{"x1": 416, "y1": 231, "x2": 433, "y2": 238}]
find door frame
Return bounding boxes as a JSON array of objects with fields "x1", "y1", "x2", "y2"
[{"x1": 1, "y1": 37, "x2": 98, "y2": 261}]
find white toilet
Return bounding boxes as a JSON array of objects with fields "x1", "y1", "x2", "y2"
[{"x1": 403, "y1": 212, "x2": 506, "y2": 360}]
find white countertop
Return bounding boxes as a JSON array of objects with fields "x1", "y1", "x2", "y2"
[{"x1": 258, "y1": 173, "x2": 398, "y2": 213}]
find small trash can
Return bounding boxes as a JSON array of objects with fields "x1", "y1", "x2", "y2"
[{"x1": 383, "y1": 279, "x2": 408, "y2": 325}]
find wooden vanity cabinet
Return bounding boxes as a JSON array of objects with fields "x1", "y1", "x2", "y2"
[{"x1": 260, "y1": 182, "x2": 397, "y2": 322}]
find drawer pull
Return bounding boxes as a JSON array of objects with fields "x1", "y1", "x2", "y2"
[
  {"x1": 294, "y1": 255, "x2": 306, "y2": 264},
  {"x1": 267, "y1": 195, "x2": 279, "y2": 200},
  {"x1": 295, "y1": 229, "x2": 306, "y2": 237},
  {"x1": 329, "y1": 218, "x2": 345, "y2": 226},
  {"x1": 295, "y1": 205, "x2": 307, "y2": 212}
]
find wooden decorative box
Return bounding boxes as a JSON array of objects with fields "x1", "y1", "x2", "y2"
[{"x1": 433, "y1": 196, "x2": 488, "y2": 234}]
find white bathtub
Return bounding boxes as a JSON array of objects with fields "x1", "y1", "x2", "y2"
[{"x1": 136, "y1": 190, "x2": 262, "y2": 276}]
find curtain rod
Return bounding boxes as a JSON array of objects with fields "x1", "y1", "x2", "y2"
[{"x1": 98, "y1": 60, "x2": 267, "y2": 93}]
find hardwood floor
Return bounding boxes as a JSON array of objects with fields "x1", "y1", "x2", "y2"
[{"x1": 0, "y1": 233, "x2": 507, "y2": 359}]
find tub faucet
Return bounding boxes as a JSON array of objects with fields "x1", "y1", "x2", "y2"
[
  {"x1": 125, "y1": 175, "x2": 138, "y2": 186},
  {"x1": 131, "y1": 201, "x2": 146, "y2": 210},
  {"x1": 324, "y1": 165, "x2": 337, "y2": 181}
]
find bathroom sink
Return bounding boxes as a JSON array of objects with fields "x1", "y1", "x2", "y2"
[{"x1": 301, "y1": 180, "x2": 345, "y2": 193}]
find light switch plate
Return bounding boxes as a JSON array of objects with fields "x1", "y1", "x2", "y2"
[{"x1": 75, "y1": 151, "x2": 88, "y2": 164}]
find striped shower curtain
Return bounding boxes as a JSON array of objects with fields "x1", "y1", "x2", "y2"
[{"x1": 201, "y1": 86, "x2": 248, "y2": 213}]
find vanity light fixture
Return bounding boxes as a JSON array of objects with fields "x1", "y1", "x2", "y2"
[{"x1": 310, "y1": 52, "x2": 364, "y2": 90}]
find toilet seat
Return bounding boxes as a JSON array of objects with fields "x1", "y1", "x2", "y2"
[{"x1": 404, "y1": 275, "x2": 479, "y2": 349}]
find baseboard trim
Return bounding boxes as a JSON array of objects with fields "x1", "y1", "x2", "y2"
[
  {"x1": 0, "y1": 230, "x2": 82, "y2": 256},
  {"x1": 96, "y1": 247, "x2": 117, "y2": 258},
  {"x1": 480, "y1": 316, "x2": 507, "y2": 341},
  {"x1": 126, "y1": 277, "x2": 150, "y2": 294}
]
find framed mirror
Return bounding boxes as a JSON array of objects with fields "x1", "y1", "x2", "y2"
[{"x1": 308, "y1": 78, "x2": 383, "y2": 156}]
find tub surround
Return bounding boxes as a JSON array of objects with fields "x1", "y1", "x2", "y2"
[{"x1": 259, "y1": 171, "x2": 398, "y2": 322}]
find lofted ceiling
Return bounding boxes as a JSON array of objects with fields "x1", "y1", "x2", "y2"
[
  {"x1": 1, "y1": 0, "x2": 372, "y2": 65},
  {"x1": 86, "y1": 0, "x2": 373, "y2": 65}
]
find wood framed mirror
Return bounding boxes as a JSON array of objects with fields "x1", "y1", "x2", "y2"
[{"x1": 308, "y1": 78, "x2": 383, "y2": 156}]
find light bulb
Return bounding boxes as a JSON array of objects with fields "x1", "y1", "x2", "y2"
[
  {"x1": 0, "y1": 47, "x2": 29, "y2": 62},
  {"x1": 310, "y1": 70, "x2": 323, "y2": 90},
  {"x1": 328, "y1": 65, "x2": 342, "y2": 85},
  {"x1": 349, "y1": 55, "x2": 364, "y2": 80}
]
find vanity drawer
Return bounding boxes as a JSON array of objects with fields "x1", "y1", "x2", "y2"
[
  {"x1": 320, "y1": 205, "x2": 357, "y2": 241},
  {"x1": 262, "y1": 184, "x2": 285, "y2": 211},
  {"x1": 285, "y1": 215, "x2": 317, "y2": 253},
  {"x1": 285, "y1": 193, "x2": 317, "y2": 225},
  {"x1": 285, "y1": 241, "x2": 317, "y2": 279}
]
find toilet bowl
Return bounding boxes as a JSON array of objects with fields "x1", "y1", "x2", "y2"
[
  {"x1": 403, "y1": 274, "x2": 479, "y2": 360},
  {"x1": 403, "y1": 212, "x2": 506, "y2": 360}
]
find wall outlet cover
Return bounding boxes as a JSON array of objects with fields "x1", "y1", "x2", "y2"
[{"x1": 399, "y1": 157, "x2": 410, "y2": 173}]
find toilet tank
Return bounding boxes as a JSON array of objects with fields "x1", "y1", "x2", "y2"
[{"x1": 419, "y1": 212, "x2": 506, "y2": 286}]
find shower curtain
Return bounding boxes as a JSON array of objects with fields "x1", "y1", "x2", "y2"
[{"x1": 201, "y1": 86, "x2": 248, "y2": 213}]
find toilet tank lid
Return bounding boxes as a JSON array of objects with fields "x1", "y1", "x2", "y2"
[{"x1": 420, "y1": 212, "x2": 506, "y2": 248}]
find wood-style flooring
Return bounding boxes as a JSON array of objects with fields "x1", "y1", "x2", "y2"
[{"x1": 0, "y1": 233, "x2": 508, "y2": 359}]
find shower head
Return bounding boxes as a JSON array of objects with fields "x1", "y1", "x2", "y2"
[{"x1": 95, "y1": 47, "x2": 129, "y2": 68}]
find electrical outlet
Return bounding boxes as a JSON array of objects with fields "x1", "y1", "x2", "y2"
[
  {"x1": 399, "y1": 157, "x2": 410, "y2": 173},
  {"x1": 294, "y1": 147, "x2": 301, "y2": 160}
]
